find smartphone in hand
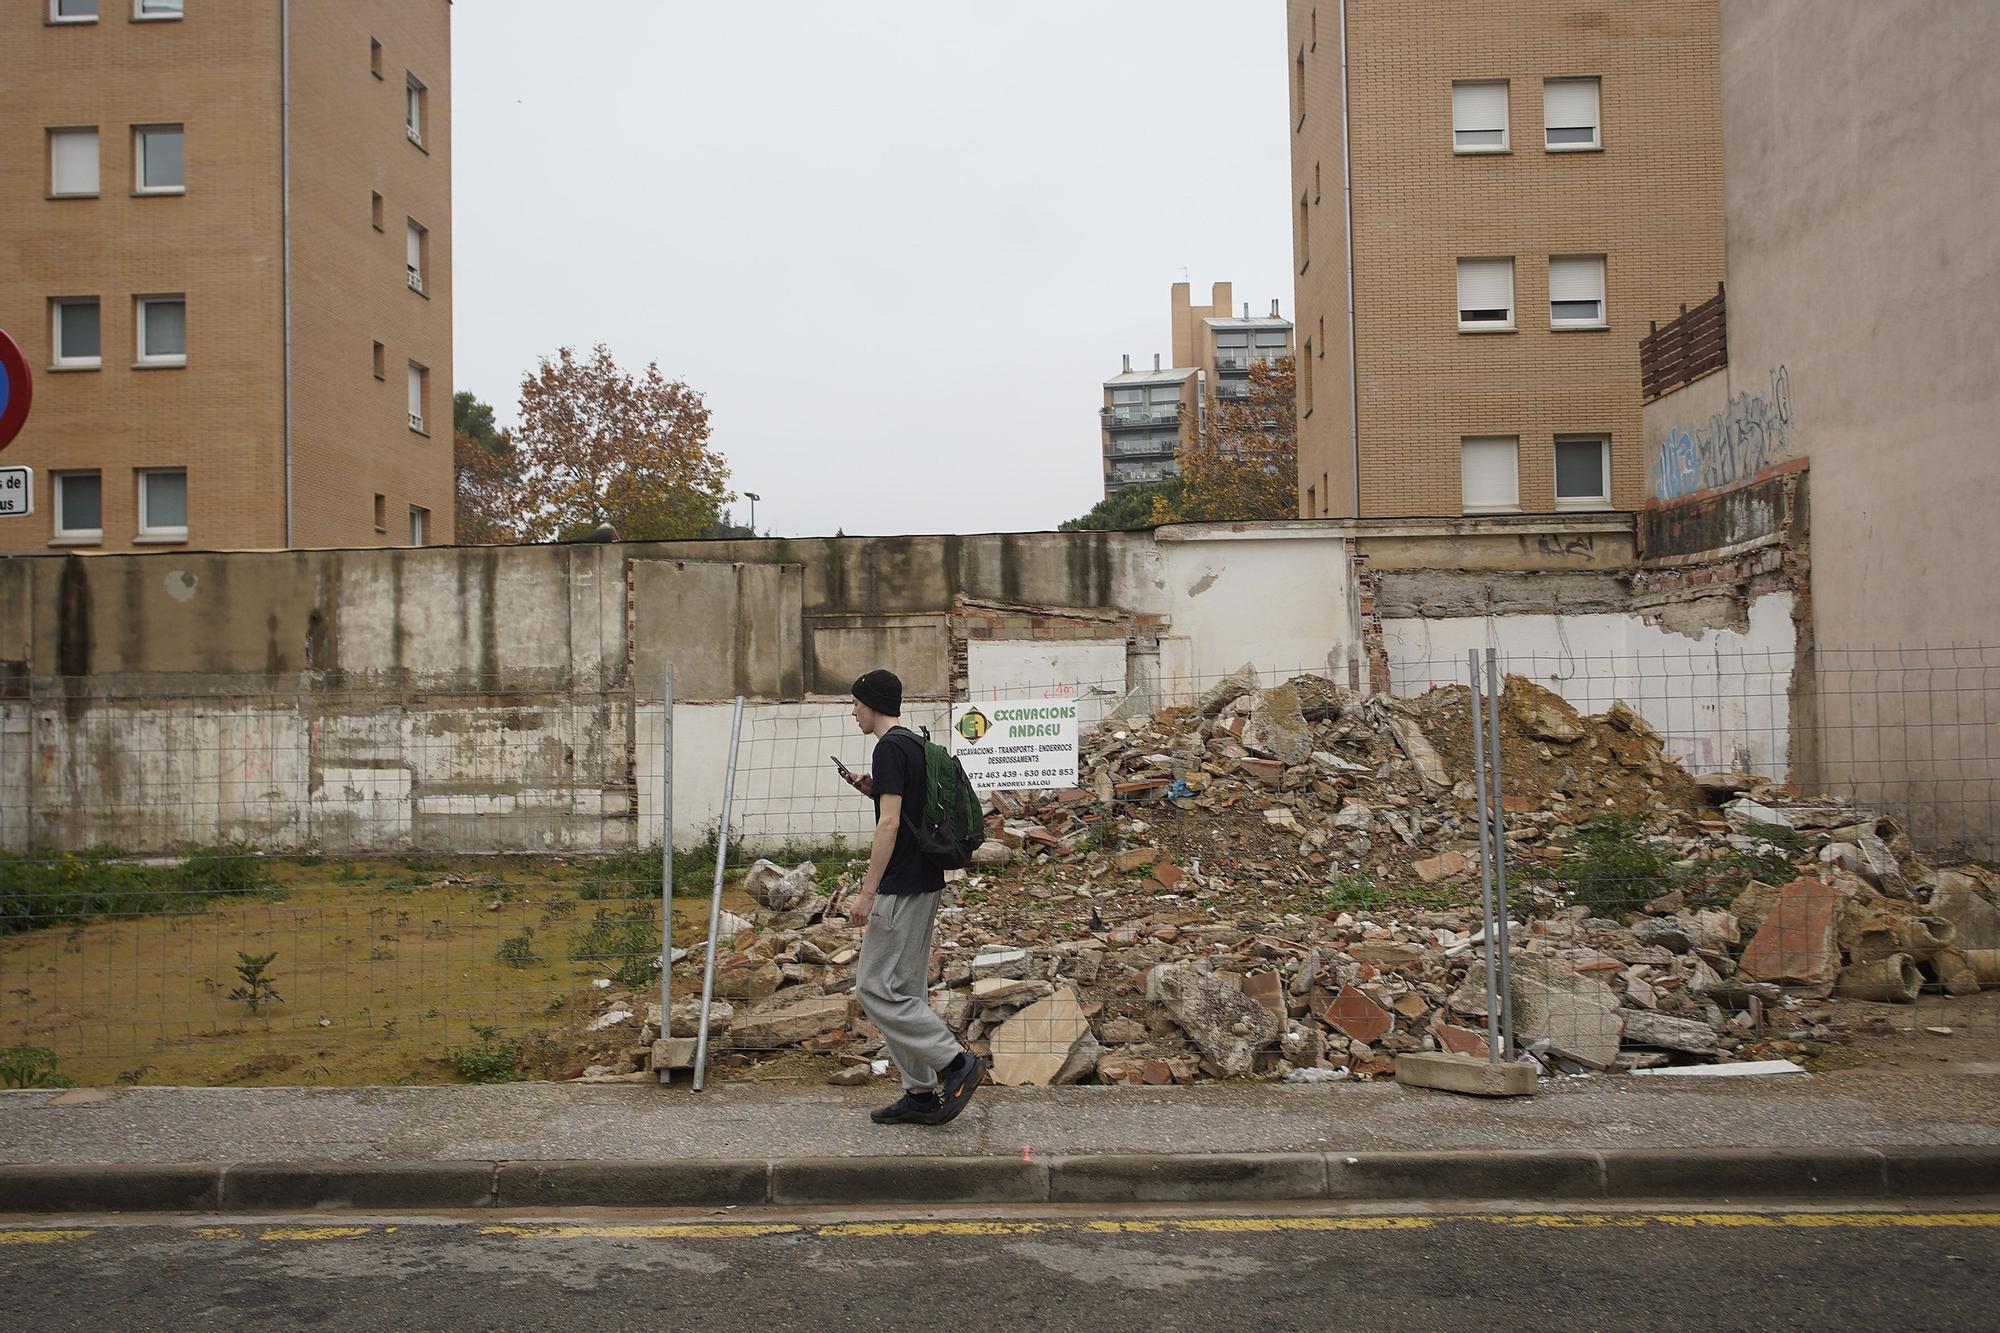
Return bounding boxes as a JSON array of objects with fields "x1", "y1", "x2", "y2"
[{"x1": 829, "y1": 754, "x2": 852, "y2": 778}]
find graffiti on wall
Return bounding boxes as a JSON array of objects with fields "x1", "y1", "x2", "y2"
[{"x1": 1653, "y1": 364, "x2": 1793, "y2": 502}]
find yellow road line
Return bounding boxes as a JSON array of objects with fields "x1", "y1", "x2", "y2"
[{"x1": 5, "y1": 1212, "x2": 1998, "y2": 1249}]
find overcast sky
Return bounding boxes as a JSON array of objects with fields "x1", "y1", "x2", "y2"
[{"x1": 452, "y1": 2, "x2": 1292, "y2": 537}]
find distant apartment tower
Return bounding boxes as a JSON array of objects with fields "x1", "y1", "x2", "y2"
[
  {"x1": 1100, "y1": 281, "x2": 1293, "y2": 497},
  {"x1": 0, "y1": 0, "x2": 454, "y2": 553},
  {"x1": 1285, "y1": 1, "x2": 1723, "y2": 519}
]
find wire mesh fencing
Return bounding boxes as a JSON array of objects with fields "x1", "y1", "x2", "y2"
[
  {"x1": 2, "y1": 642, "x2": 1993, "y2": 1090},
  {"x1": 0, "y1": 673, "x2": 674, "y2": 1087},
  {"x1": 681, "y1": 644, "x2": 1998, "y2": 1088}
]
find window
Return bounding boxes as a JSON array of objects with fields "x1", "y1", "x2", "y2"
[
  {"x1": 406, "y1": 220, "x2": 427, "y2": 293},
  {"x1": 134, "y1": 125, "x2": 185, "y2": 193},
  {"x1": 373, "y1": 493, "x2": 387, "y2": 533},
  {"x1": 1305, "y1": 485, "x2": 1316, "y2": 517},
  {"x1": 1215, "y1": 331, "x2": 1249, "y2": 370},
  {"x1": 1457, "y1": 257, "x2": 1515, "y2": 331},
  {"x1": 405, "y1": 75, "x2": 427, "y2": 147},
  {"x1": 49, "y1": 128, "x2": 100, "y2": 197},
  {"x1": 1297, "y1": 193, "x2": 1310, "y2": 272},
  {"x1": 1317, "y1": 315, "x2": 1325, "y2": 355},
  {"x1": 370, "y1": 37, "x2": 383, "y2": 79},
  {"x1": 53, "y1": 472, "x2": 102, "y2": 542},
  {"x1": 135, "y1": 0, "x2": 183, "y2": 17},
  {"x1": 50, "y1": 0, "x2": 97, "y2": 22},
  {"x1": 137, "y1": 468, "x2": 188, "y2": 540},
  {"x1": 1555, "y1": 435, "x2": 1611, "y2": 509},
  {"x1": 1253, "y1": 329, "x2": 1290, "y2": 362},
  {"x1": 51, "y1": 298, "x2": 101, "y2": 368},
  {"x1": 372, "y1": 341, "x2": 386, "y2": 379},
  {"x1": 408, "y1": 505, "x2": 429, "y2": 546},
  {"x1": 371, "y1": 191, "x2": 384, "y2": 231},
  {"x1": 1549, "y1": 254, "x2": 1606, "y2": 328},
  {"x1": 135, "y1": 296, "x2": 187, "y2": 365},
  {"x1": 1545, "y1": 77, "x2": 1601, "y2": 150},
  {"x1": 1300, "y1": 339, "x2": 1314, "y2": 414},
  {"x1": 1313, "y1": 161, "x2": 1321, "y2": 203},
  {"x1": 1461, "y1": 438, "x2": 1520, "y2": 514},
  {"x1": 407, "y1": 362, "x2": 428, "y2": 432},
  {"x1": 1294, "y1": 47, "x2": 1306, "y2": 129},
  {"x1": 1452, "y1": 81, "x2": 1508, "y2": 153}
]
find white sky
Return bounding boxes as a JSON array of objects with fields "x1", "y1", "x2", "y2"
[{"x1": 451, "y1": 1, "x2": 1292, "y2": 537}]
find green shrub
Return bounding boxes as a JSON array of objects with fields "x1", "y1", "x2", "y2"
[
  {"x1": 567, "y1": 902, "x2": 659, "y2": 989},
  {"x1": 1546, "y1": 815, "x2": 1681, "y2": 917},
  {"x1": 496, "y1": 927, "x2": 540, "y2": 969},
  {"x1": 0, "y1": 846, "x2": 276, "y2": 936},
  {"x1": 0, "y1": 1044, "x2": 76, "y2": 1089},
  {"x1": 447, "y1": 1025, "x2": 521, "y2": 1083}
]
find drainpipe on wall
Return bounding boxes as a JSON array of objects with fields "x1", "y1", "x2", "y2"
[
  {"x1": 1338, "y1": 0, "x2": 1360, "y2": 517},
  {"x1": 280, "y1": 0, "x2": 295, "y2": 547}
]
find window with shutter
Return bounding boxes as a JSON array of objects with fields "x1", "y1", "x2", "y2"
[
  {"x1": 1549, "y1": 255, "x2": 1606, "y2": 327},
  {"x1": 1452, "y1": 81, "x2": 1509, "y2": 152},
  {"x1": 1457, "y1": 258, "x2": 1515, "y2": 330},
  {"x1": 1461, "y1": 438, "x2": 1520, "y2": 513},
  {"x1": 50, "y1": 129, "x2": 100, "y2": 197},
  {"x1": 1545, "y1": 78, "x2": 1601, "y2": 150}
]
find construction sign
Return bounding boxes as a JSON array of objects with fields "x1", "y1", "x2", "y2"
[{"x1": 950, "y1": 698, "x2": 1079, "y2": 792}]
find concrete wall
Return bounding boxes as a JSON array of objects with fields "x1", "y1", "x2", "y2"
[
  {"x1": 0, "y1": 515, "x2": 1825, "y2": 854},
  {"x1": 1713, "y1": 0, "x2": 1999, "y2": 853}
]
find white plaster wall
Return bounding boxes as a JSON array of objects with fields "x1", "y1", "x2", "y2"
[
  {"x1": 1383, "y1": 592, "x2": 1797, "y2": 777},
  {"x1": 1156, "y1": 529, "x2": 1358, "y2": 695}
]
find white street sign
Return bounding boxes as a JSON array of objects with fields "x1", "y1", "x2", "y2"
[{"x1": 0, "y1": 467, "x2": 31, "y2": 518}]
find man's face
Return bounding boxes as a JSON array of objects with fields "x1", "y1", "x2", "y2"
[{"x1": 851, "y1": 697, "x2": 871, "y2": 733}]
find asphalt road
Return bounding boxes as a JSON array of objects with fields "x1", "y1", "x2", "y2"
[{"x1": 3, "y1": 1204, "x2": 1995, "y2": 1332}]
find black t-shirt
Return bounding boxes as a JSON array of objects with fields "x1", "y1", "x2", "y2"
[{"x1": 871, "y1": 727, "x2": 945, "y2": 895}]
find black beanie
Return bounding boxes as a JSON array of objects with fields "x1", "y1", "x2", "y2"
[{"x1": 852, "y1": 669, "x2": 902, "y2": 717}]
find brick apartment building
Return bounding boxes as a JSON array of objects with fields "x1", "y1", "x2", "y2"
[
  {"x1": 0, "y1": 0, "x2": 454, "y2": 553},
  {"x1": 1286, "y1": 0, "x2": 1724, "y2": 519},
  {"x1": 1099, "y1": 281, "x2": 1293, "y2": 496}
]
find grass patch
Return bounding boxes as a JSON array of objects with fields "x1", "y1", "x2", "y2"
[
  {"x1": 567, "y1": 902, "x2": 660, "y2": 990},
  {"x1": 0, "y1": 845, "x2": 279, "y2": 936},
  {"x1": 446, "y1": 1025, "x2": 521, "y2": 1083}
]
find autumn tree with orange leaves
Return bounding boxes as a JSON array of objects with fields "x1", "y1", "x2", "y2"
[
  {"x1": 496, "y1": 344, "x2": 732, "y2": 543},
  {"x1": 1150, "y1": 355, "x2": 1298, "y2": 524}
]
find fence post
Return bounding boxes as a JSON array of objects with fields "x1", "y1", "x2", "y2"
[
  {"x1": 692, "y1": 695, "x2": 744, "y2": 1093},
  {"x1": 1484, "y1": 648, "x2": 1516, "y2": 1057},
  {"x1": 658, "y1": 663, "x2": 674, "y2": 1063},
  {"x1": 1469, "y1": 650, "x2": 1503, "y2": 1064}
]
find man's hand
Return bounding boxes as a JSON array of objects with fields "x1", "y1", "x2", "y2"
[
  {"x1": 843, "y1": 770, "x2": 873, "y2": 797},
  {"x1": 846, "y1": 890, "x2": 877, "y2": 927}
]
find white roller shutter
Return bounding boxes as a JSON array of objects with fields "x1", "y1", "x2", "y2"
[
  {"x1": 1550, "y1": 254, "x2": 1606, "y2": 324},
  {"x1": 1545, "y1": 78, "x2": 1600, "y2": 146},
  {"x1": 50, "y1": 129, "x2": 99, "y2": 196},
  {"x1": 1452, "y1": 81, "x2": 1508, "y2": 149},
  {"x1": 1457, "y1": 258, "x2": 1515, "y2": 326},
  {"x1": 1461, "y1": 438, "x2": 1520, "y2": 512}
]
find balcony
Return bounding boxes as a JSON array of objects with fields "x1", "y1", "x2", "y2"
[
  {"x1": 407, "y1": 267, "x2": 425, "y2": 294},
  {"x1": 1100, "y1": 407, "x2": 1180, "y2": 430},
  {"x1": 1213, "y1": 379, "x2": 1252, "y2": 401}
]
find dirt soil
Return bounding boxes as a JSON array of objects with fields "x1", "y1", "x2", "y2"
[{"x1": 1, "y1": 856, "x2": 753, "y2": 1088}]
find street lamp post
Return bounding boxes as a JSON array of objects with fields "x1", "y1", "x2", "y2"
[{"x1": 743, "y1": 492, "x2": 761, "y2": 533}]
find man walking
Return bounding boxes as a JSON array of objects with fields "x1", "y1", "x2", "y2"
[{"x1": 841, "y1": 669, "x2": 983, "y2": 1126}]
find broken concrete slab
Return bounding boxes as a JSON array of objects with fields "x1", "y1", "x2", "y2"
[
  {"x1": 989, "y1": 987, "x2": 1091, "y2": 1087},
  {"x1": 728, "y1": 992, "x2": 850, "y2": 1049},
  {"x1": 1394, "y1": 1051, "x2": 1536, "y2": 1098},
  {"x1": 1619, "y1": 1009, "x2": 1721, "y2": 1054},
  {"x1": 1148, "y1": 965, "x2": 1283, "y2": 1078}
]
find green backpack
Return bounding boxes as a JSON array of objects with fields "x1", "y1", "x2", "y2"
[{"x1": 887, "y1": 726, "x2": 986, "y2": 870}]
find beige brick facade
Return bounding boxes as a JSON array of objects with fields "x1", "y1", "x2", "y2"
[
  {"x1": 0, "y1": 0, "x2": 452, "y2": 554},
  {"x1": 1288, "y1": 0, "x2": 1723, "y2": 519}
]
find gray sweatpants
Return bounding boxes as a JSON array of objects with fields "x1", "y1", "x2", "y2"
[{"x1": 856, "y1": 890, "x2": 961, "y2": 1092}]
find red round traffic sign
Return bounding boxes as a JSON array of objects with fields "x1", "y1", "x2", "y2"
[{"x1": 0, "y1": 329, "x2": 32, "y2": 452}]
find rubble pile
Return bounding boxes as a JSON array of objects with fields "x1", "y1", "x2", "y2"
[{"x1": 569, "y1": 667, "x2": 2000, "y2": 1087}]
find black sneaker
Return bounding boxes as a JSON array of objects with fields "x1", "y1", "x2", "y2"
[
  {"x1": 920, "y1": 1052, "x2": 984, "y2": 1125},
  {"x1": 870, "y1": 1091, "x2": 941, "y2": 1125}
]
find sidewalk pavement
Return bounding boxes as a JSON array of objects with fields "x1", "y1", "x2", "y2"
[{"x1": 5, "y1": 1063, "x2": 1999, "y2": 1213}]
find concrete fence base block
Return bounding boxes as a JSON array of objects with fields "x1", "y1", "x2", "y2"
[
  {"x1": 1048, "y1": 1152, "x2": 1327, "y2": 1204},
  {"x1": 1394, "y1": 1051, "x2": 1538, "y2": 1098}
]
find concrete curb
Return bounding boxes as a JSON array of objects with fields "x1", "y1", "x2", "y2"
[{"x1": 3, "y1": 1146, "x2": 1997, "y2": 1214}]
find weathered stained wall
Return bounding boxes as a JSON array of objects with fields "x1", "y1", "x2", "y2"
[{"x1": 0, "y1": 514, "x2": 1820, "y2": 854}]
